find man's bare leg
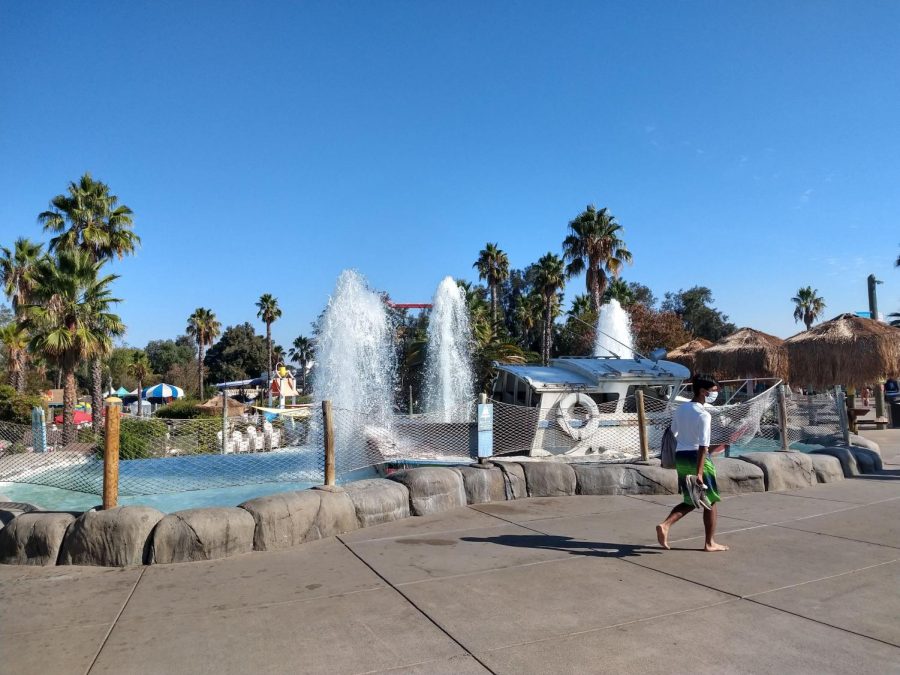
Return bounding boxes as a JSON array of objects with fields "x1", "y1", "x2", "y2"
[
  {"x1": 657, "y1": 503, "x2": 693, "y2": 549},
  {"x1": 703, "y1": 502, "x2": 728, "y2": 552}
]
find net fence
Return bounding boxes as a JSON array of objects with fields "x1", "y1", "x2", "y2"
[{"x1": 0, "y1": 387, "x2": 846, "y2": 499}]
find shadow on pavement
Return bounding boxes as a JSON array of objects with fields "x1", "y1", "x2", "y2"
[{"x1": 459, "y1": 533, "x2": 661, "y2": 558}]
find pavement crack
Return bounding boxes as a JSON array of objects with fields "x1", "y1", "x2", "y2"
[{"x1": 85, "y1": 566, "x2": 146, "y2": 675}]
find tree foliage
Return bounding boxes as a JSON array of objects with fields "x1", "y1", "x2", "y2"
[
  {"x1": 661, "y1": 287, "x2": 736, "y2": 342},
  {"x1": 204, "y1": 322, "x2": 273, "y2": 385}
]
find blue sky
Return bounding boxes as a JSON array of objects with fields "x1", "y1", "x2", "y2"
[{"x1": 1, "y1": 1, "x2": 898, "y2": 351}]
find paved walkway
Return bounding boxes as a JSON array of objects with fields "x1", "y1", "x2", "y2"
[{"x1": 2, "y1": 431, "x2": 899, "y2": 674}]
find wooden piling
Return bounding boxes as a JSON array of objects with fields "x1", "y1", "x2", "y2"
[
  {"x1": 322, "y1": 400, "x2": 336, "y2": 486},
  {"x1": 776, "y1": 384, "x2": 790, "y2": 451},
  {"x1": 103, "y1": 404, "x2": 120, "y2": 509}
]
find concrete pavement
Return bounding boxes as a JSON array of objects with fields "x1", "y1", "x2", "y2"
[{"x1": 2, "y1": 430, "x2": 898, "y2": 674}]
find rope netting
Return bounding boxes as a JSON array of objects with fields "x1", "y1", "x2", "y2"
[
  {"x1": 0, "y1": 413, "x2": 325, "y2": 496},
  {"x1": 0, "y1": 387, "x2": 846, "y2": 499}
]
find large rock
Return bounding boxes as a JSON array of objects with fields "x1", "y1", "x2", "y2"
[
  {"x1": 849, "y1": 434, "x2": 881, "y2": 455},
  {"x1": 342, "y1": 479, "x2": 410, "y2": 527},
  {"x1": 711, "y1": 458, "x2": 765, "y2": 495},
  {"x1": 387, "y1": 467, "x2": 466, "y2": 516},
  {"x1": 520, "y1": 462, "x2": 576, "y2": 497},
  {"x1": 0, "y1": 502, "x2": 40, "y2": 529},
  {"x1": 492, "y1": 462, "x2": 527, "y2": 499},
  {"x1": 738, "y1": 452, "x2": 816, "y2": 491},
  {"x1": 809, "y1": 454, "x2": 844, "y2": 483},
  {"x1": 148, "y1": 507, "x2": 256, "y2": 564},
  {"x1": 455, "y1": 465, "x2": 508, "y2": 504},
  {"x1": 60, "y1": 506, "x2": 164, "y2": 566},
  {"x1": 850, "y1": 447, "x2": 882, "y2": 473},
  {"x1": 239, "y1": 487, "x2": 358, "y2": 552},
  {"x1": 573, "y1": 464, "x2": 676, "y2": 496},
  {"x1": 810, "y1": 447, "x2": 860, "y2": 478},
  {"x1": 0, "y1": 512, "x2": 75, "y2": 565}
]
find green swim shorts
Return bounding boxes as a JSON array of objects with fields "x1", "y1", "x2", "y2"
[{"x1": 675, "y1": 451, "x2": 721, "y2": 507}]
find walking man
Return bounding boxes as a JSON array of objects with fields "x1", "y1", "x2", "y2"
[{"x1": 656, "y1": 374, "x2": 729, "y2": 552}]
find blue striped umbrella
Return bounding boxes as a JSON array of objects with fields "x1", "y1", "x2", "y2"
[{"x1": 142, "y1": 383, "x2": 185, "y2": 402}]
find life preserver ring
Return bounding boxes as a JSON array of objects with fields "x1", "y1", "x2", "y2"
[{"x1": 556, "y1": 393, "x2": 601, "y2": 441}]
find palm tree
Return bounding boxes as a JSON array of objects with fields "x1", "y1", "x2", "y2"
[
  {"x1": 791, "y1": 287, "x2": 826, "y2": 330},
  {"x1": 562, "y1": 205, "x2": 633, "y2": 315},
  {"x1": 39, "y1": 173, "x2": 138, "y2": 430},
  {"x1": 0, "y1": 238, "x2": 44, "y2": 392},
  {"x1": 186, "y1": 308, "x2": 221, "y2": 397},
  {"x1": 288, "y1": 335, "x2": 314, "y2": 394},
  {"x1": 603, "y1": 278, "x2": 635, "y2": 307},
  {"x1": 255, "y1": 294, "x2": 282, "y2": 403},
  {"x1": 23, "y1": 251, "x2": 121, "y2": 443},
  {"x1": 0, "y1": 322, "x2": 28, "y2": 390},
  {"x1": 127, "y1": 353, "x2": 151, "y2": 418},
  {"x1": 533, "y1": 253, "x2": 566, "y2": 365},
  {"x1": 38, "y1": 173, "x2": 139, "y2": 261},
  {"x1": 473, "y1": 243, "x2": 510, "y2": 324},
  {"x1": 89, "y1": 300, "x2": 125, "y2": 433}
]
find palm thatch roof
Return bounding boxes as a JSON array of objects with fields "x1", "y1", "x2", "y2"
[
  {"x1": 197, "y1": 395, "x2": 247, "y2": 415},
  {"x1": 666, "y1": 338, "x2": 714, "y2": 372},
  {"x1": 784, "y1": 313, "x2": 900, "y2": 388},
  {"x1": 694, "y1": 328, "x2": 788, "y2": 380}
]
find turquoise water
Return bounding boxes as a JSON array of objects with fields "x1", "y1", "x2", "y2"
[
  {"x1": 0, "y1": 466, "x2": 377, "y2": 513},
  {"x1": 728, "y1": 438, "x2": 825, "y2": 456}
]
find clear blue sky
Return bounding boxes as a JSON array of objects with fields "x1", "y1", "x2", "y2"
[{"x1": 2, "y1": 1, "x2": 898, "y2": 352}]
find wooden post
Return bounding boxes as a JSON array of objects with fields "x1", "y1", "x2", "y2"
[
  {"x1": 636, "y1": 389, "x2": 650, "y2": 463},
  {"x1": 776, "y1": 384, "x2": 790, "y2": 451},
  {"x1": 835, "y1": 386, "x2": 851, "y2": 445},
  {"x1": 874, "y1": 381, "x2": 887, "y2": 430},
  {"x1": 103, "y1": 404, "x2": 120, "y2": 509},
  {"x1": 322, "y1": 400, "x2": 335, "y2": 486}
]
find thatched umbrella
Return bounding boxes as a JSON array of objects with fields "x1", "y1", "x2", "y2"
[
  {"x1": 694, "y1": 328, "x2": 788, "y2": 381},
  {"x1": 666, "y1": 338, "x2": 714, "y2": 372},
  {"x1": 784, "y1": 313, "x2": 900, "y2": 388},
  {"x1": 197, "y1": 394, "x2": 247, "y2": 416}
]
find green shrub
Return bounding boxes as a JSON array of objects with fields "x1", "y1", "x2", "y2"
[
  {"x1": 154, "y1": 399, "x2": 212, "y2": 419},
  {"x1": 0, "y1": 385, "x2": 46, "y2": 425},
  {"x1": 119, "y1": 418, "x2": 167, "y2": 459},
  {"x1": 168, "y1": 418, "x2": 221, "y2": 454}
]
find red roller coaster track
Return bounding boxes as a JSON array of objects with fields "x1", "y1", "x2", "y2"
[{"x1": 387, "y1": 302, "x2": 433, "y2": 309}]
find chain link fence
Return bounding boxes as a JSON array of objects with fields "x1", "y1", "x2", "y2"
[{"x1": 0, "y1": 387, "x2": 848, "y2": 500}]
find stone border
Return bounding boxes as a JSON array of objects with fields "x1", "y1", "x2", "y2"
[{"x1": 0, "y1": 442, "x2": 883, "y2": 568}]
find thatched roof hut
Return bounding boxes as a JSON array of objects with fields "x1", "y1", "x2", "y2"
[
  {"x1": 666, "y1": 338, "x2": 714, "y2": 372},
  {"x1": 694, "y1": 328, "x2": 788, "y2": 381},
  {"x1": 784, "y1": 313, "x2": 900, "y2": 388}
]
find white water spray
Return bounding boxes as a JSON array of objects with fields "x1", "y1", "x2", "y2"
[
  {"x1": 594, "y1": 299, "x2": 635, "y2": 358},
  {"x1": 313, "y1": 270, "x2": 395, "y2": 429},
  {"x1": 423, "y1": 276, "x2": 475, "y2": 421}
]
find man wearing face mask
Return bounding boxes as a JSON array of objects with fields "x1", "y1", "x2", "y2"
[{"x1": 656, "y1": 374, "x2": 729, "y2": 552}]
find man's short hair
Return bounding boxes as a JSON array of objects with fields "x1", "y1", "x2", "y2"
[{"x1": 692, "y1": 373, "x2": 718, "y2": 392}]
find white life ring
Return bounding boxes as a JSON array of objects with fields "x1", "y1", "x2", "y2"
[{"x1": 556, "y1": 393, "x2": 601, "y2": 441}]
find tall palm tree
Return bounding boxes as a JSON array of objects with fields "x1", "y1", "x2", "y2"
[
  {"x1": 89, "y1": 301, "x2": 125, "y2": 433},
  {"x1": 255, "y1": 294, "x2": 282, "y2": 403},
  {"x1": 533, "y1": 253, "x2": 566, "y2": 365},
  {"x1": 288, "y1": 335, "x2": 314, "y2": 394},
  {"x1": 0, "y1": 322, "x2": 28, "y2": 390},
  {"x1": 0, "y1": 238, "x2": 44, "y2": 392},
  {"x1": 39, "y1": 173, "x2": 138, "y2": 429},
  {"x1": 791, "y1": 287, "x2": 826, "y2": 330},
  {"x1": 186, "y1": 308, "x2": 221, "y2": 397},
  {"x1": 603, "y1": 278, "x2": 635, "y2": 307},
  {"x1": 127, "y1": 353, "x2": 151, "y2": 418},
  {"x1": 473, "y1": 243, "x2": 510, "y2": 325},
  {"x1": 38, "y1": 173, "x2": 139, "y2": 261},
  {"x1": 23, "y1": 251, "x2": 121, "y2": 443},
  {"x1": 562, "y1": 205, "x2": 633, "y2": 315}
]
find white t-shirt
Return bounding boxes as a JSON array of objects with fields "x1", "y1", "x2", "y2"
[{"x1": 671, "y1": 401, "x2": 711, "y2": 452}]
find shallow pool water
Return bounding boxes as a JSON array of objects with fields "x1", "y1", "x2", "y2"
[{"x1": 0, "y1": 466, "x2": 378, "y2": 513}]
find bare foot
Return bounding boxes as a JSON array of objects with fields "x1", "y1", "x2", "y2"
[
  {"x1": 656, "y1": 524, "x2": 670, "y2": 550},
  {"x1": 704, "y1": 542, "x2": 729, "y2": 552}
]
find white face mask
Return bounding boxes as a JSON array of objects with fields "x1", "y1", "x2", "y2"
[{"x1": 705, "y1": 390, "x2": 719, "y2": 404}]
